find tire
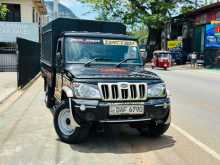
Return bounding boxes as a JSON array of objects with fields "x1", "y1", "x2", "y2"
[
  {"x1": 45, "y1": 84, "x2": 54, "y2": 108},
  {"x1": 54, "y1": 101, "x2": 90, "y2": 144},
  {"x1": 164, "y1": 67, "x2": 167, "y2": 70},
  {"x1": 176, "y1": 60, "x2": 181, "y2": 65},
  {"x1": 137, "y1": 123, "x2": 170, "y2": 137}
]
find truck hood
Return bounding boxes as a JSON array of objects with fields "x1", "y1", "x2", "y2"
[{"x1": 65, "y1": 64, "x2": 160, "y2": 80}]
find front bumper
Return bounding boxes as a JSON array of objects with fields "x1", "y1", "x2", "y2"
[{"x1": 71, "y1": 98, "x2": 171, "y2": 124}]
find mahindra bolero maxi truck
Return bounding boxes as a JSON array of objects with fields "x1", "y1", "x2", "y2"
[{"x1": 41, "y1": 18, "x2": 171, "y2": 144}]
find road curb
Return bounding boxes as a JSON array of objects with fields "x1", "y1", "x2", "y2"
[{"x1": 0, "y1": 73, "x2": 41, "y2": 105}]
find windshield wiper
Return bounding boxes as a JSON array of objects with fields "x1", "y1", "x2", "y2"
[
  {"x1": 84, "y1": 57, "x2": 111, "y2": 67},
  {"x1": 116, "y1": 58, "x2": 137, "y2": 67}
]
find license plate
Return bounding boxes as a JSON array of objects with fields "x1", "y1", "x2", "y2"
[{"x1": 109, "y1": 105, "x2": 144, "y2": 116}]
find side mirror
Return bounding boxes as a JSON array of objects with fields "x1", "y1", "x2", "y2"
[{"x1": 56, "y1": 52, "x2": 62, "y2": 68}]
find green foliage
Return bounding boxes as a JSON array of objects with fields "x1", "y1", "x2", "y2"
[
  {"x1": 180, "y1": 0, "x2": 204, "y2": 15},
  {"x1": 128, "y1": 25, "x2": 148, "y2": 44},
  {"x1": 181, "y1": 6, "x2": 195, "y2": 15},
  {"x1": 130, "y1": 30, "x2": 148, "y2": 45},
  {"x1": 0, "y1": 4, "x2": 9, "y2": 21},
  {"x1": 80, "y1": 0, "x2": 129, "y2": 21},
  {"x1": 80, "y1": 0, "x2": 195, "y2": 28}
]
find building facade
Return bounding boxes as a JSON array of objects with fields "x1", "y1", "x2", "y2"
[
  {"x1": 161, "y1": 15, "x2": 194, "y2": 54},
  {"x1": 191, "y1": 2, "x2": 220, "y2": 67},
  {"x1": 0, "y1": 0, "x2": 47, "y2": 44},
  {"x1": 163, "y1": 2, "x2": 220, "y2": 68},
  {"x1": 0, "y1": 0, "x2": 47, "y2": 24}
]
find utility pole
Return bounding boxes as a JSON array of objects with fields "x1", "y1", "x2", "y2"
[{"x1": 53, "y1": 0, "x2": 59, "y2": 20}]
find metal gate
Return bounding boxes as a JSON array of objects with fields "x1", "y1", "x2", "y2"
[
  {"x1": 0, "y1": 48, "x2": 17, "y2": 72},
  {"x1": 17, "y1": 38, "x2": 40, "y2": 88}
]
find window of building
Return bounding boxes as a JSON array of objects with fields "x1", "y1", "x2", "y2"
[
  {"x1": 1, "y1": 4, "x2": 21, "y2": 22},
  {"x1": 33, "y1": 7, "x2": 35, "y2": 23},
  {"x1": 36, "y1": 12, "x2": 39, "y2": 23}
]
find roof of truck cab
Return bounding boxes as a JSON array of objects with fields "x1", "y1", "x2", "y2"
[{"x1": 61, "y1": 31, "x2": 137, "y2": 40}]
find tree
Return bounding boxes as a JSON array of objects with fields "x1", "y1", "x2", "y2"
[
  {"x1": 0, "y1": 4, "x2": 9, "y2": 21},
  {"x1": 80, "y1": 0, "x2": 197, "y2": 59},
  {"x1": 180, "y1": 0, "x2": 204, "y2": 14},
  {"x1": 128, "y1": 26, "x2": 148, "y2": 45}
]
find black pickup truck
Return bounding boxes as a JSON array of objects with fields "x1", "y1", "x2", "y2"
[{"x1": 41, "y1": 18, "x2": 171, "y2": 144}]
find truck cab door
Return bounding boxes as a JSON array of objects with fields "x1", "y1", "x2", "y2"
[{"x1": 55, "y1": 38, "x2": 63, "y2": 101}]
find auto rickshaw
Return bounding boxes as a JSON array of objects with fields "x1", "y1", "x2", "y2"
[{"x1": 151, "y1": 50, "x2": 172, "y2": 70}]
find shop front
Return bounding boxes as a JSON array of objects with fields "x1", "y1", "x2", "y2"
[{"x1": 192, "y1": 3, "x2": 220, "y2": 68}]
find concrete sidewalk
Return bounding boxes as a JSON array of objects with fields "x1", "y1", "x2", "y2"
[{"x1": 0, "y1": 72, "x2": 17, "y2": 103}]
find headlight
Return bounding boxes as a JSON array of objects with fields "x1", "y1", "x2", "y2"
[
  {"x1": 148, "y1": 83, "x2": 167, "y2": 98},
  {"x1": 73, "y1": 83, "x2": 101, "y2": 99}
]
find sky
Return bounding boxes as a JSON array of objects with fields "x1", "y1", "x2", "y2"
[{"x1": 47, "y1": 0, "x2": 97, "y2": 20}]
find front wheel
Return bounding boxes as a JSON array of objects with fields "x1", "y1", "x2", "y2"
[
  {"x1": 54, "y1": 101, "x2": 90, "y2": 144},
  {"x1": 137, "y1": 123, "x2": 170, "y2": 137}
]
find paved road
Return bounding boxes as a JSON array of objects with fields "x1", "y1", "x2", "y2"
[
  {"x1": 0, "y1": 69, "x2": 220, "y2": 165},
  {"x1": 152, "y1": 68, "x2": 220, "y2": 155}
]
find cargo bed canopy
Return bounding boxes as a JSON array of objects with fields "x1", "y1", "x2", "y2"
[{"x1": 41, "y1": 18, "x2": 127, "y2": 67}]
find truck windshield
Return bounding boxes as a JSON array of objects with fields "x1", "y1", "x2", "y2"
[{"x1": 65, "y1": 37, "x2": 142, "y2": 65}]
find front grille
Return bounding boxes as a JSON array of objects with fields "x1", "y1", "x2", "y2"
[{"x1": 98, "y1": 83, "x2": 147, "y2": 101}]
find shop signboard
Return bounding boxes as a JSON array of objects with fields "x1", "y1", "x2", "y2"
[
  {"x1": 206, "y1": 23, "x2": 220, "y2": 48},
  {"x1": 0, "y1": 22, "x2": 39, "y2": 42},
  {"x1": 206, "y1": 12, "x2": 216, "y2": 23},
  {"x1": 195, "y1": 12, "x2": 217, "y2": 25},
  {"x1": 195, "y1": 14, "x2": 207, "y2": 25},
  {"x1": 167, "y1": 40, "x2": 182, "y2": 49}
]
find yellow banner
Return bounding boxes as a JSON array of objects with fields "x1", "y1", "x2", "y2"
[
  {"x1": 167, "y1": 40, "x2": 182, "y2": 49},
  {"x1": 103, "y1": 39, "x2": 138, "y2": 46}
]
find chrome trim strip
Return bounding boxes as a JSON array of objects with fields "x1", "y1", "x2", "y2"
[
  {"x1": 74, "y1": 105, "x2": 97, "y2": 109},
  {"x1": 99, "y1": 118, "x2": 151, "y2": 123},
  {"x1": 154, "y1": 103, "x2": 166, "y2": 107},
  {"x1": 74, "y1": 99, "x2": 99, "y2": 106},
  {"x1": 98, "y1": 82, "x2": 147, "y2": 101}
]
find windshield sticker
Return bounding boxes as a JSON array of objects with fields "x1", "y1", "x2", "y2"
[
  {"x1": 70, "y1": 38, "x2": 101, "y2": 44},
  {"x1": 103, "y1": 39, "x2": 137, "y2": 46}
]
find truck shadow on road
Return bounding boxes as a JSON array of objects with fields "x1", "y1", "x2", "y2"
[{"x1": 70, "y1": 125, "x2": 175, "y2": 154}]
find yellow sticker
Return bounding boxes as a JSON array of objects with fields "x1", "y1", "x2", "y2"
[{"x1": 103, "y1": 39, "x2": 138, "y2": 46}]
